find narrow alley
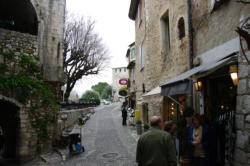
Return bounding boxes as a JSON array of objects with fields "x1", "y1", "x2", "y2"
[{"x1": 45, "y1": 103, "x2": 137, "y2": 166}]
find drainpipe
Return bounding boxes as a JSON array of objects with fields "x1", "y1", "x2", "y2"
[{"x1": 186, "y1": 0, "x2": 194, "y2": 108}]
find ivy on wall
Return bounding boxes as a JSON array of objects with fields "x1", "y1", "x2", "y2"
[{"x1": 0, "y1": 48, "x2": 59, "y2": 142}]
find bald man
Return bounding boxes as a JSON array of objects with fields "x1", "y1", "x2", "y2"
[{"x1": 136, "y1": 116, "x2": 177, "y2": 166}]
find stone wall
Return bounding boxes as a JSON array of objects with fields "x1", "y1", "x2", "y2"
[
  {"x1": 191, "y1": 0, "x2": 249, "y2": 58},
  {"x1": 0, "y1": 29, "x2": 40, "y2": 163},
  {"x1": 190, "y1": 1, "x2": 250, "y2": 165},
  {"x1": 59, "y1": 108, "x2": 93, "y2": 129},
  {"x1": 0, "y1": 28, "x2": 38, "y2": 59},
  {"x1": 0, "y1": 0, "x2": 66, "y2": 163},
  {"x1": 133, "y1": 0, "x2": 189, "y2": 120},
  {"x1": 0, "y1": 28, "x2": 63, "y2": 163},
  {"x1": 30, "y1": 0, "x2": 66, "y2": 82},
  {"x1": 235, "y1": 40, "x2": 250, "y2": 166}
]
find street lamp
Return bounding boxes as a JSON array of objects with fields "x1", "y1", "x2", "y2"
[{"x1": 229, "y1": 65, "x2": 238, "y2": 86}]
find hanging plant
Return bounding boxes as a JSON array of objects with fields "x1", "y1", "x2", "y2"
[
  {"x1": 0, "y1": 49, "x2": 59, "y2": 141},
  {"x1": 119, "y1": 86, "x2": 128, "y2": 96}
]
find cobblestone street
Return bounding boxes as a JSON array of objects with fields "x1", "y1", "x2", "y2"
[{"x1": 45, "y1": 103, "x2": 137, "y2": 166}]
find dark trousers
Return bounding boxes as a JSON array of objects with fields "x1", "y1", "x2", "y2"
[
  {"x1": 122, "y1": 117, "x2": 127, "y2": 125},
  {"x1": 193, "y1": 157, "x2": 208, "y2": 166}
]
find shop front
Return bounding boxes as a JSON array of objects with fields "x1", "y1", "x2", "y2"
[
  {"x1": 160, "y1": 52, "x2": 238, "y2": 166},
  {"x1": 193, "y1": 63, "x2": 238, "y2": 166},
  {"x1": 142, "y1": 87, "x2": 163, "y2": 123},
  {"x1": 162, "y1": 93, "x2": 189, "y2": 122}
]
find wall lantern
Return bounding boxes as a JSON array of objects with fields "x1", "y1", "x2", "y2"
[
  {"x1": 229, "y1": 65, "x2": 238, "y2": 86},
  {"x1": 194, "y1": 81, "x2": 203, "y2": 91}
]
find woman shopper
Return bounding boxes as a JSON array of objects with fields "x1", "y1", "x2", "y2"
[{"x1": 188, "y1": 114, "x2": 210, "y2": 166}]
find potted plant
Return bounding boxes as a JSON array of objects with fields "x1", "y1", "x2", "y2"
[
  {"x1": 143, "y1": 123, "x2": 150, "y2": 132},
  {"x1": 136, "y1": 120, "x2": 142, "y2": 135}
]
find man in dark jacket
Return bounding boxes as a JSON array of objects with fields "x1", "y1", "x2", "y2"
[
  {"x1": 122, "y1": 107, "x2": 127, "y2": 125},
  {"x1": 136, "y1": 116, "x2": 177, "y2": 166}
]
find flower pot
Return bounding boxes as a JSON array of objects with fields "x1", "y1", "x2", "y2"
[
  {"x1": 143, "y1": 128, "x2": 149, "y2": 133},
  {"x1": 136, "y1": 124, "x2": 142, "y2": 135}
]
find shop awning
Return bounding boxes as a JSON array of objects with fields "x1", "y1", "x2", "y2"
[
  {"x1": 160, "y1": 52, "x2": 238, "y2": 96},
  {"x1": 142, "y1": 86, "x2": 161, "y2": 97},
  {"x1": 161, "y1": 80, "x2": 191, "y2": 96}
]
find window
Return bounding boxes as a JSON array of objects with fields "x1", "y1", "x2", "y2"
[
  {"x1": 142, "y1": 83, "x2": 145, "y2": 93},
  {"x1": 124, "y1": 68, "x2": 126, "y2": 72},
  {"x1": 115, "y1": 69, "x2": 117, "y2": 73},
  {"x1": 131, "y1": 68, "x2": 135, "y2": 81},
  {"x1": 161, "y1": 11, "x2": 170, "y2": 55},
  {"x1": 178, "y1": 17, "x2": 185, "y2": 40},
  {"x1": 130, "y1": 47, "x2": 136, "y2": 60},
  {"x1": 139, "y1": 42, "x2": 144, "y2": 70},
  {"x1": 119, "y1": 69, "x2": 121, "y2": 72}
]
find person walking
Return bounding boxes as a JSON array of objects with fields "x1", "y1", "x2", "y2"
[
  {"x1": 136, "y1": 116, "x2": 177, "y2": 166},
  {"x1": 188, "y1": 114, "x2": 210, "y2": 166},
  {"x1": 121, "y1": 107, "x2": 127, "y2": 126}
]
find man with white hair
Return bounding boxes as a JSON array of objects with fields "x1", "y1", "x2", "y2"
[{"x1": 136, "y1": 116, "x2": 177, "y2": 166}]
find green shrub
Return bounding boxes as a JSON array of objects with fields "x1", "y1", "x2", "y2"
[
  {"x1": 136, "y1": 119, "x2": 142, "y2": 125},
  {"x1": 81, "y1": 90, "x2": 100, "y2": 105},
  {"x1": 144, "y1": 123, "x2": 150, "y2": 129}
]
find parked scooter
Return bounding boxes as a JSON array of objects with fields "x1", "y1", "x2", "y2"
[{"x1": 68, "y1": 126, "x2": 84, "y2": 155}]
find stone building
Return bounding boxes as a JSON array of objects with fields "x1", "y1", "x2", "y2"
[
  {"x1": 188, "y1": 1, "x2": 250, "y2": 165},
  {"x1": 129, "y1": 0, "x2": 250, "y2": 165},
  {"x1": 0, "y1": 0, "x2": 66, "y2": 163},
  {"x1": 112, "y1": 67, "x2": 129, "y2": 102},
  {"x1": 128, "y1": 0, "x2": 190, "y2": 122}
]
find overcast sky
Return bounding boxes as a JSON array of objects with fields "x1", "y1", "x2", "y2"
[{"x1": 66, "y1": 0, "x2": 134, "y2": 97}]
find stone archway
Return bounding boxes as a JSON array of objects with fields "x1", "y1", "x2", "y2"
[
  {"x1": 0, "y1": 0, "x2": 38, "y2": 35},
  {"x1": 0, "y1": 99, "x2": 20, "y2": 164}
]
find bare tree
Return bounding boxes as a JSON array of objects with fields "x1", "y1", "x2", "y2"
[{"x1": 63, "y1": 15, "x2": 109, "y2": 102}]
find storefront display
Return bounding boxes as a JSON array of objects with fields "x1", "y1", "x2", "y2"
[
  {"x1": 163, "y1": 95, "x2": 187, "y2": 121},
  {"x1": 200, "y1": 65, "x2": 237, "y2": 166}
]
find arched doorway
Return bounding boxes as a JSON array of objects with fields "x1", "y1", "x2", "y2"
[
  {"x1": 0, "y1": 100, "x2": 20, "y2": 164},
  {"x1": 0, "y1": 0, "x2": 38, "y2": 35}
]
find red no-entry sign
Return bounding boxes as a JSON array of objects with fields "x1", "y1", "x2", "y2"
[{"x1": 119, "y1": 79, "x2": 128, "y2": 85}]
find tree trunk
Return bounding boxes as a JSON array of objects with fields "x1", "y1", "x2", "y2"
[
  {"x1": 64, "y1": 81, "x2": 76, "y2": 102},
  {"x1": 64, "y1": 90, "x2": 70, "y2": 103}
]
